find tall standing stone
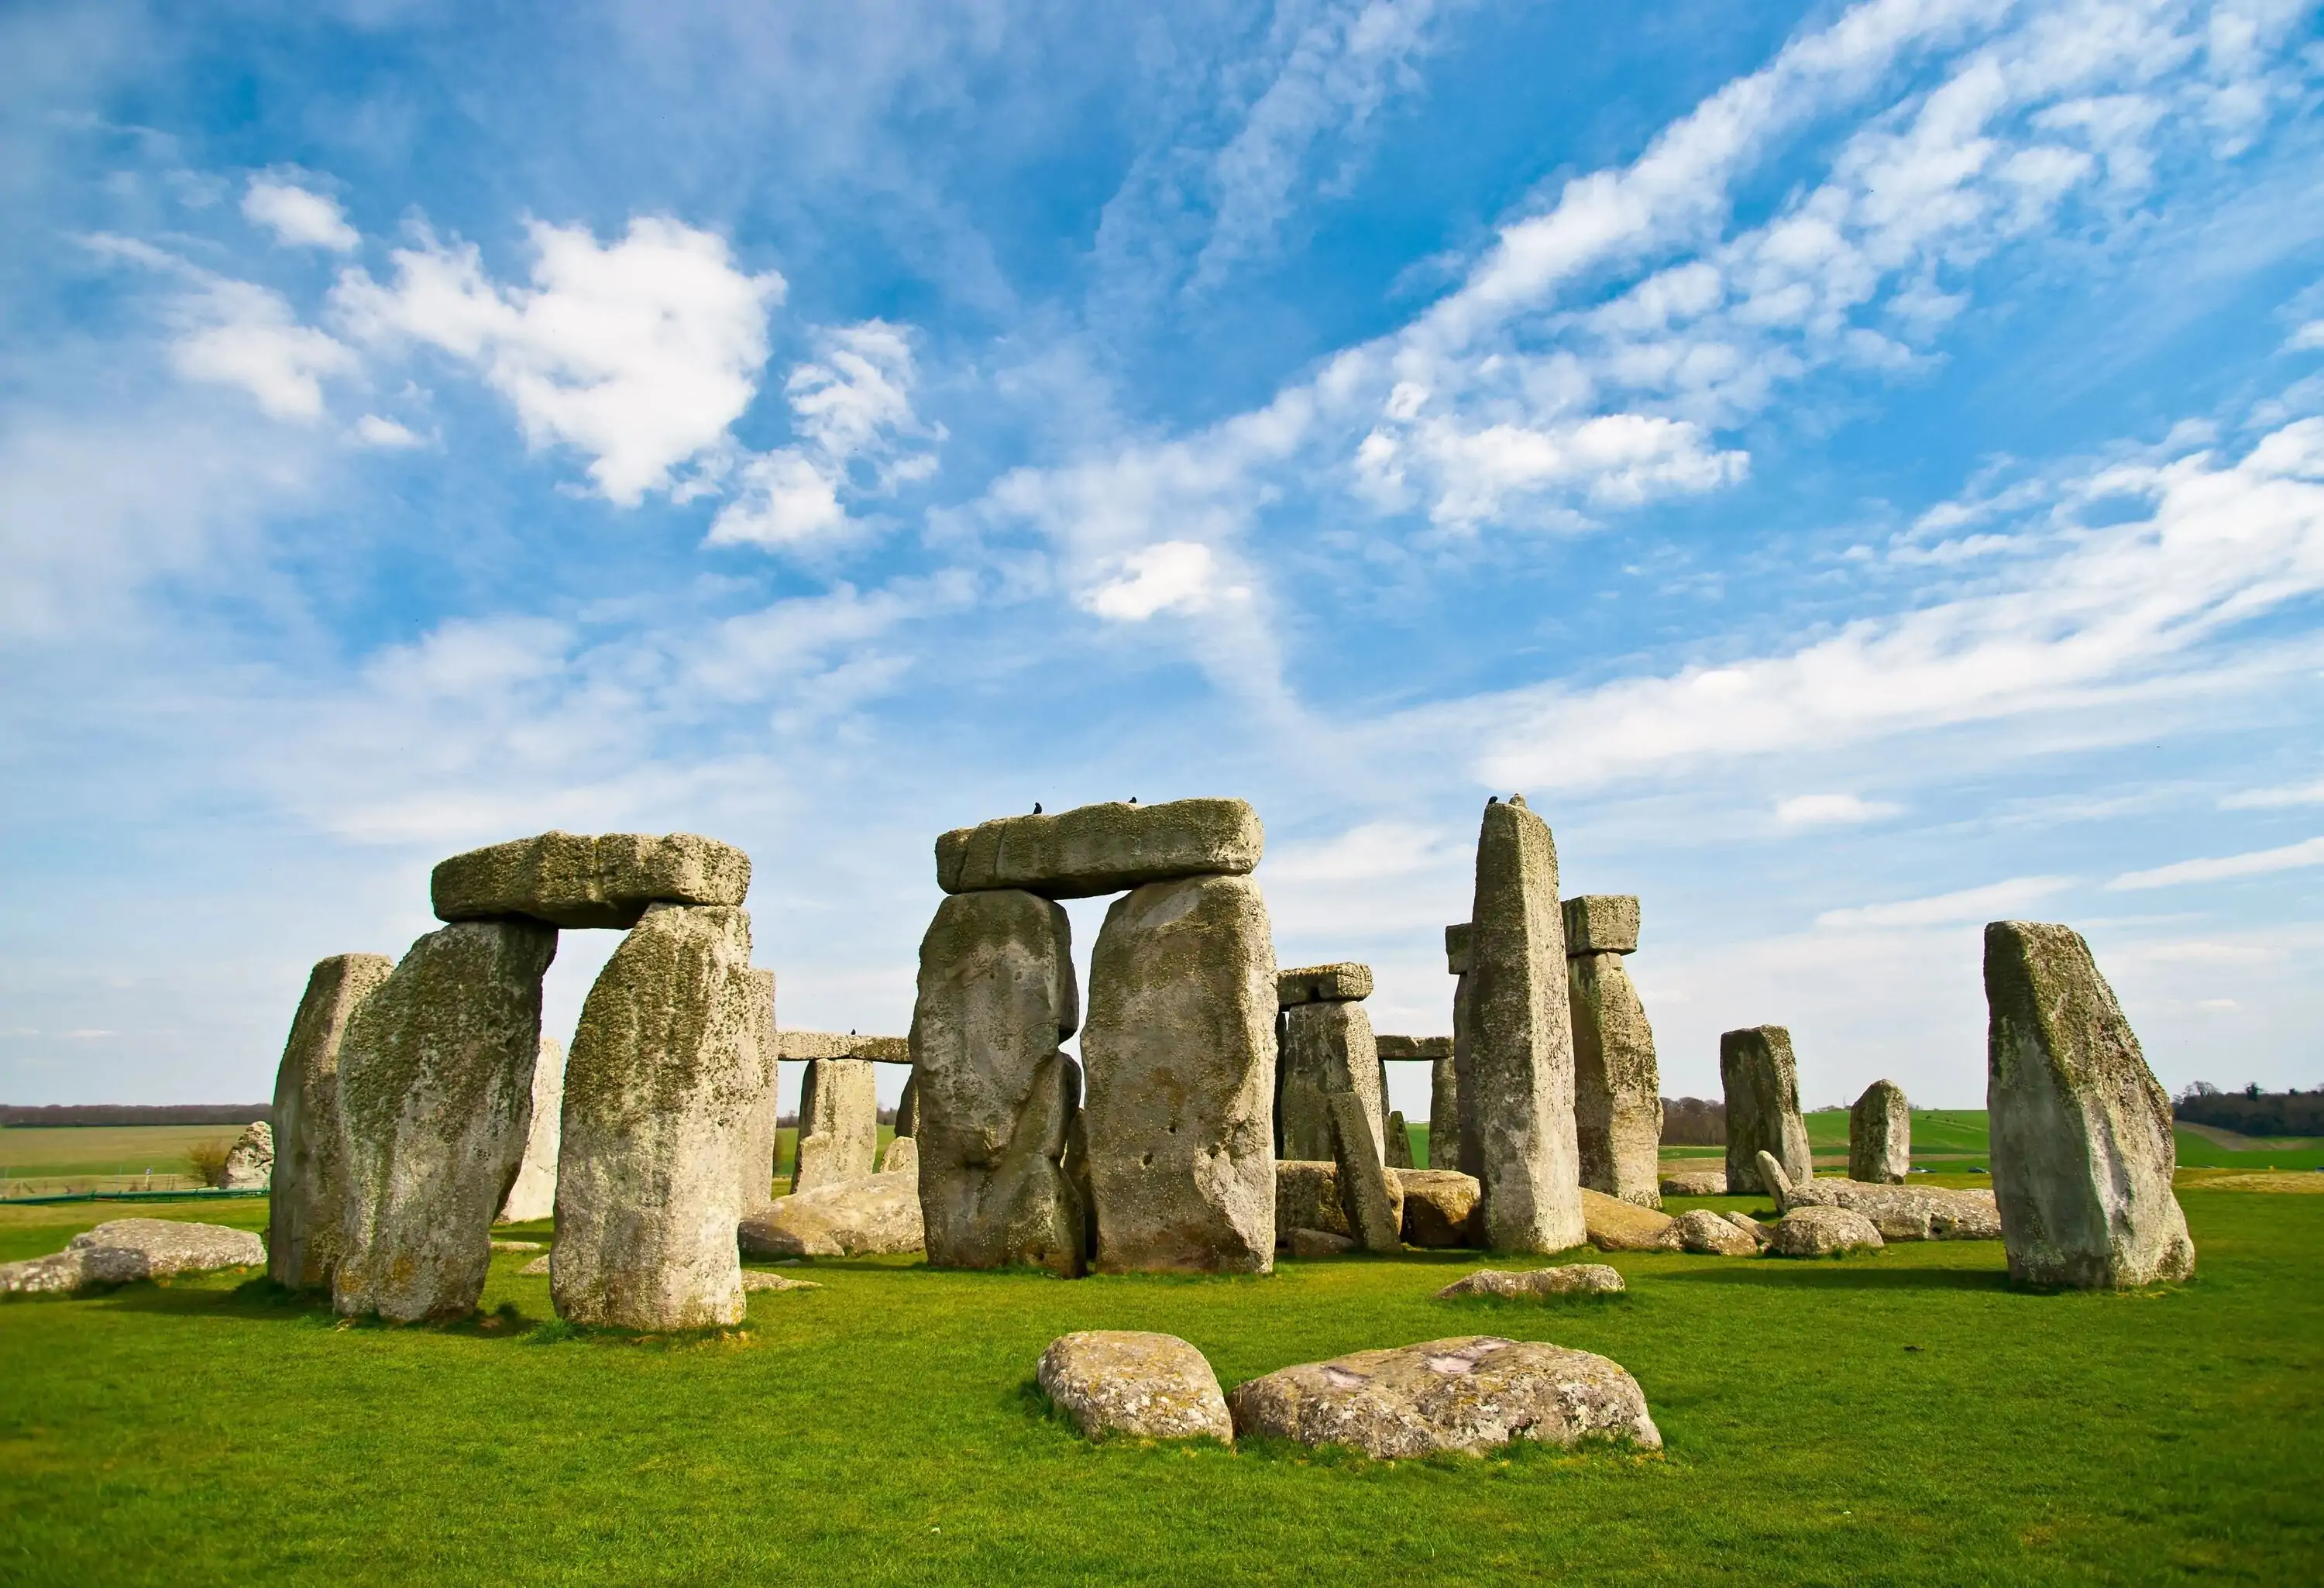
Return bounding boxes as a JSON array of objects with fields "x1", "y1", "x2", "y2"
[
  {"x1": 1721, "y1": 1026, "x2": 1813, "y2": 1195},
  {"x1": 737, "y1": 969, "x2": 779, "y2": 1210},
  {"x1": 334, "y1": 920, "x2": 557, "y2": 1322},
  {"x1": 1276, "y1": 964, "x2": 1383, "y2": 1164},
  {"x1": 1327, "y1": 1093, "x2": 1403, "y2": 1252},
  {"x1": 792, "y1": 1057, "x2": 878, "y2": 1193},
  {"x1": 1464, "y1": 798, "x2": 1584, "y2": 1253},
  {"x1": 497, "y1": 1036, "x2": 566, "y2": 1224},
  {"x1": 1082, "y1": 874, "x2": 1277, "y2": 1273},
  {"x1": 552, "y1": 903, "x2": 763, "y2": 1330},
  {"x1": 1985, "y1": 921, "x2": 2194, "y2": 1288},
  {"x1": 1446, "y1": 923, "x2": 1480, "y2": 1179},
  {"x1": 1848, "y1": 1078, "x2": 1911, "y2": 1185},
  {"x1": 1383, "y1": 1110, "x2": 1415, "y2": 1170},
  {"x1": 1563, "y1": 895, "x2": 1662, "y2": 1210},
  {"x1": 267, "y1": 954, "x2": 394, "y2": 1291},
  {"x1": 894, "y1": 1073, "x2": 919, "y2": 1137},
  {"x1": 909, "y1": 889, "x2": 1086, "y2": 1275},
  {"x1": 1429, "y1": 1055, "x2": 1461, "y2": 1172}
]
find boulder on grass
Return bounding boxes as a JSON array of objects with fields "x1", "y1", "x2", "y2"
[
  {"x1": 222, "y1": 1122, "x2": 274, "y2": 1190},
  {"x1": 1767, "y1": 1205, "x2": 1884, "y2": 1257},
  {"x1": 1, "y1": 1219, "x2": 265, "y2": 1297},
  {"x1": 1274, "y1": 1161, "x2": 1350, "y2": 1239},
  {"x1": 1670, "y1": 1208, "x2": 1757, "y2": 1256},
  {"x1": 1659, "y1": 1167, "x2": 1727, "y2": 1197},
  {"x1": 1435, "y1": 1264, "x2": 1625, "y2": 1299},
  {"x1": 1583, "y1": 1187, "x2": 1680, "y2": 1253},
  {"x1": 1395, "y1": 1169, "x2": 1480, "y2": 1248},
  {"x1": 1038, "y1": 1330, "x2": 1233, "y2": 1442},
  {"x1": 737, "y1": 1174, "x2": 924, "y2": 1259},
  {"x1": 1288, "y1": 1228, "x2": 1358, "y2": 1256}
]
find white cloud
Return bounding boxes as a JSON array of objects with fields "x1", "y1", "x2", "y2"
[
  {"x1": 2221, "y1": 775, "x2": 2324, "y2": 808},
  {"x1": 1816, "y1": 874, "x2": 2074, "y2": 929},
  {"x1": 1085, "y1": 540, "x2": 1234, "y2": 621},
  {"x1": 2291, "y1": 319, "x2": 2324, "y2": 351},
  {"x1": 352, "y1": 414, "x2": 423, "y2": 449},
  {"x1": 242, "y1": 177, "x2": 359, "y2": 251},
  {"x1": 333, "y1": 217, "x2": 785, "y2": 504},
  {"x1": 2108, "y1": 834, "x2": 2324, "y2": 890},
  {"x1": 1776, "y1": 792, "x2": 1903, "y2": 825},
  {"x1": 1265, "y1": 820, "x2": 1456, "y2": 884},
  {"x1": 170, "y1": 277, "x2": 357, "y2": 421}
]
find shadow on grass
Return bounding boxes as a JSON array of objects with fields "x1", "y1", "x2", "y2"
[{"x1": 1652, "y1": 1262, "x2": 2012, "y2": 1292}]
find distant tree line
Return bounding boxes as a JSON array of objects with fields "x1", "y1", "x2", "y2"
[
  {"x1": 2174, "y1": 1084, "x2": 2323, "y2": 1137},
  {"x1": 1, "y1": 1104, "x2": 272, "y2": 1127},
  {"x1": 1660, "y1": 1097, "x2": 1726, "y2": 1145}
]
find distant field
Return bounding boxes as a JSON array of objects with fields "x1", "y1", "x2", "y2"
[{"x1": 0, "y1": 1125, "x2": 245, "y2": 1188}]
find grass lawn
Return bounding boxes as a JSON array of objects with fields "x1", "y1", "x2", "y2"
[
  {"x1": 0, "y1": 1126, "x2": 247, "y2": 1182},
  {"x1": 2, "y1": 1187, "x2": 2317, "y2": 1583}
]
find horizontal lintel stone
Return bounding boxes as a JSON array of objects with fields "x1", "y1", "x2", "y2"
[
  {"x1": 775, "y1": 1031, "x2": 911, "y2": 1064},
  {"x1": 1374, "y1": 1034, "x2": 1453, "y2": 1061},
  {"x1": 1276, "y1": 963, "x2": 1373, "y2": 1006},
  {"x1": 936, "y1": 798, "x2": 1262, "y2": 899},
  {"x1": 432, "y1": 831, "x2": 750, "y2": 930},
  {"x1": 1561, "y1": 895, "x2": 1641, "y2": 956}
]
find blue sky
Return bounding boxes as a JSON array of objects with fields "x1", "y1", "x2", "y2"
[{"x1": 4, "y1": 0, "x2": 2322, "y2": 1117}]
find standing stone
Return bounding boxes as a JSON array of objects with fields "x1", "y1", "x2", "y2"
[
  {"x1": 1446, "y1": 923, "x2": 1479, "y2": 1179},
  {"x1": 894, "y1": 1072, "x2": 919, "y2": 1137},
  {"x1": 737, "y1": 969, "x2": 779, "y2": 1210},
  {"x1": 1564, "y1": 895, "x2": 1662, "y2": 1210},
  {"x1": 792, "y1": 1057, "x2": 879, "y2": 1193},
  {"x1": 909, "y1": 889, "x2": 1086, "y2": 1276},
  {"x1": 266, "y1": 953, "x2": 394, "y2": 1292},
  {"x1": 497, "y1": 1036, "x2": 565, "y2": 1223},
  {"x1": 1985, "y1": 921, "x2": 2195, "y2": 1288},
  {"x1": 1464, "y1": 798, "x2": 1585, "y2": 1253},
  {"x1": 1721, "y1": 1026, "x2": 1813, "y2": 1196},
  {"x1": 222, "y1": 1121, "x2": 274, "y2": 1190},
  {"x1": 1848, "y1": 1078, "x2": 1911, "y2": 1185},
  {"x1": 1383, "y1": 1109, "x2": 1415, "y2": 1170},
  {"x1": 1429, "y1": 1055, "x2": 1460, "y2": 1172},
  {"x1": 1327, "y1": 1093, "x2": 1404, "y2": 1252},
  {"x1": 334, "y1": 920, "x2": 557, "y2": 1322},
  {"x1": 1082, "y1": 874, "x2": 1277, "y2": 1273},
  {"x1": 1277, "y1": 996, "x2": 1384, "y2": 1164},
  {"x1": 552, "y1": 903, "x2": 762, "y2": 1331}
]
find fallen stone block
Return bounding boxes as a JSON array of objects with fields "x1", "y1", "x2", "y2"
[
  {"x1": 1038, "y1": 1331, "x2": 1233, "y2": 1442},
  {"x1": 1762, "y1": 1153, "x2": 2003, "y2": 1241},
  {"x1": 1670, "y1": 1209, "x2": 1756, "y2": 1256},
  {"x1": 741, "y1": 1270, "x2": 821, "y2": 1293},
  {"x1": 431, "y1": 831, "x2": 750, "y2": 930},
  {"x1": 1767, "y1": 1205, "x2": 1884, "y2": 1257},
  {"x1": 738, "y1": 1173, "x2": 924, "y2": 1259},
  {"x1": 1395, "y1": 1169, "x2": 1480, "y2": 1247},
  {"x1": 0, "y1": 1219, "x2": 265, "y2": 1297},
  {"x1": 519, "y1": 1253, "x2": 552, "y2": 1276},
  {"x1": 1288, "y1": 1228, "x2": 1358, "y2": 1256},
  {"x1": 1583, "y1": 1188, "x2": 1680, "y2": 1253},
  {"x1": 937, "y1": 798, "x2": 1263, "y2": 899},
  {"x1": 1659, "y1": 1167, "x2": 1728, "y2": 1197},
  {"x1": 1435, "y1": 1263, "x2": 1625, "y2": 1299}
]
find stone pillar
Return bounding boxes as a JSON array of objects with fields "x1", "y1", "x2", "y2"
[
  {"x1": 266, "y1": 951, "x2": 396, "y2": 1291},
  {"x1": 1327, "y1": 1092, "x2": 1403, "y2": 1252},
  {"x1": 894, "y1": 1072, "x2": 919, "y2": 1137},
  {"x1": 1383, "y1": 1110, "x2": 1415, "y2": 1170},
  {"x1": 1721, "y1": 1026, "x2": 1813, "y2": 1195},
  {"x1": 909, "y1": 889, "x2": 1086, "y2": 1275},
  {"x1": 1985, "y1": 921, "x2": 2194, "y2": 1288},
  {"x1": 1083, "y1": 874, "x2": 1277, "y2": 1273},
  {"x1": 334, "y1": 920, "x2": 557, "y2": 1322},
  {"x1": 1428, "y1": 1056, "x2": 1460, "y2": 1172},
  {"x1": 792, "y1": 1057, "x2": 878, "y2": 1193},
  {"x1": 737, "y1": 969, "x2": 779, "y2": 1211},
  {"x1": 1848, "y1": 1078, "x2": 1910, "y2": 1185},
  {"x1": 1275, "y1": 964, "x2": 1382, "y2": 1164},
  {"x1": 549, "y1": 903, "x2": 762, "y2": 1330},
  {"x1": 1447, "y1": 923, "x2": 1482, "y2": 1180},
  {"x1": 497, "y1": 1036, "x2": 566, "y2": 1224},
  {"x1": 1563, "y1": 895, "x2": 1662, "y2": 1209},
  {"x1": 1464, "y1": 796, "x2": 1584, "y2": 1253}
]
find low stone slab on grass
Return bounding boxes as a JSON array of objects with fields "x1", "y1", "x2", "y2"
[
  {"x1": 1397, "y1": 1169, "x2": 1480, "y2": 1247},
  {"x1": 741, "y1": 1271, "x2": 821, "y2": 1293},
  {"x1": 1435, "y1": 1264, "x2": 1625, "y2": 1299},
  {"x1": 1, "y1": 1219, "x2": 264, "y2": 1297},
  {"x1": 1226, "y1": 1335, "x2": 1660, "y2": 1459},
  {"x1": 1659, "y1": 1167, "x2": 1727, "y2": 1196},
  {"x1": 1767, "y1": 1205, "x2": 1885, "y2": 1257},
  {"x1": 1670, "y1": 1208, "x2": 1758, "y2": 1256},
  {"x1": 1759, "y1": 1150, "x2": 2002, "y2": 1241},
  {"x1": 1287, "y1": 1229, "x2": 1358, "y2": 1256},
  {"x1": 1583, "y1": 1188, "x2": 1680, "y2": 1253},
  {"x1": 519, "y1": 1254, "x2": 552, "y2": 1276},
  {"x1": 1038, "y1": 1331, "x2": 1233, "y2": 1443},
  {"x1": 737, "y1": 1171, "x2": 924, "y2": 1259}
]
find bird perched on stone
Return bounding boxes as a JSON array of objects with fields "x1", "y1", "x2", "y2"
[{"x1": 1033, "y1": 802, "x2": 1043, "y2": 813}]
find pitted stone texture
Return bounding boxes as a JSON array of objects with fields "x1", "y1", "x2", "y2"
[
  {"x1": 1275, "y1": 1161, "x2": 1350, "y2": 1240},
  {"x1": 1671, "y1": 1209, "x2": 1757, "y2": 1256},
  {"x1": 1937, "y1": 1188, "x2": 2003, "y2": 1241},
  {"x1": 1850, "y1": 1078, "x2": 1911, "y2": 1184},
  {"x1": 1721, "y1": 1026, "x2": 1813, "y2": 1196},
  {"x1": 741, "y1": 1270, "x2": 821, "y2": 1294},
  {"x1": 1986, "y1": 920, "x2": 2195, "y2": 1289},
  {"x1": 911, "y1": 889, "x2": 1086, "y2": 1275},
  {"x1": 1397, "y1": 1169, "x2": 1480, "y2": 1247},
  {"x1": 1444, "y1": 923, "x2": 1473, "y2": 977},
  {"x1": 737, "y1": 969, "x2": 779, "y2": 1211},
  {"x1": 1583, "y1": 1188, "x2": 1680, "y2": 1253},
  {"x1": 1465, "y1": 799, "x2": 1584, "y2": 1253},
  {"x1": 775, "y1": 1031, "x2": 911, "y2": 1063},
  {"x1": 1227, "y1": 1335, "x2": 1659, "y2": 1459},
  {"x1": 552, "y1": 904, "x2": 762, "y2": 1331},
  {"x1": 2, "y1": 1220, "x2": 264, "y2": 1296},
  {"x1": 1435, "y1": 1263, "x2": 1624, "y2": 1299},
  {"x1": 221, "y1": 1121, "x2": 273, "y2": 1190},
  {"x1": 881, "y1": 1133, "x2": 921, "y2": 1177},
  {"x1": 1375, "y1": 1035, "x2": 1452, "y2": 1061},
  {"x1": 431, "y1": 831, "x2": 750, "y2": 930},
  {"x1": 1384, "y1": 1110, "x2": 1415, "y2": 1170},
  {"x1": 1721, "y1": 1211, "x2": 1769, "y2": 1245},
  {"x1": 1329, "y1": 1091, "x2": 1404, "y2": 1253},
  {"x1": 1428, "y1": 1057, "x2": 1462, "y2": 1174},
  {"x1": 1039, "y1": 1331, "x2": 1233, "y2": 1443},
  {"x1": 792, "y1": 1058, "x2": 879, "y2": 1194},
  {"x1": 498, "y1": 1037, "x2": 565, "y2": 1224},
  {"x1": 738, "y1": 1172, "x2": 925, "y2": 1258},
  {"x1": 335, "y1": 919, "x2": 556, "y2": 1322},
  {"x1": 1560, "y1": 895, "x2": 1640, "y2": 956},
  {"x1": 1278, "y1": 999, "x2": 1384, "y2": 1164},
  {"x1": 1661, "y1": 1167, "x2": 1728, "y2": 1196},
  {"x1": 1769, "y1": 1205, "x2": 1885, "y2": 1257},
  {"x1": 1569, "y1": 951, "x2": 1662, "y2": 1209},
  {"x1": 519, "y1": 1253, "x2": 552, "y2": 1276},
  {"x1": 1083, "y1": 874, "x2": 1277, "y2": 1274},
  {"x1": 937, "y1": 798, "x2": 1263, "y2": 899},
  {"x1": 1277, "y1": 962, "x2": 1373, "y2": 1006},
  {"x1": 1771, "y1": 1167, "x2": 2001, "y2": 1242},
  {"x1": 266, "y1": 953, "x2": 394, "y2": 1291}
]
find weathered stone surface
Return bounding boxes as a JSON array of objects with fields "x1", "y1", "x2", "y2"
[
  {"x1": 1560, "y1": 895, "x2": 1641, "y2": 956},
  {"x1": 552, "y1": 903, "x2": 762, "y2": 1331},
  {"x1": 1583, "y1": 1187, "x2": 1680, "y2": 1253},
  {"x1": 221, "y1": 1121, "x2": 273, "y2": 1190},
  {"x1": 738, "y1": 1172, "x2": 925, "y2": 1258},
  {"x1": 938, "y1": 798, "x2": 1263, "y2": 899},
  {"x1": 1444, "y1": 923, "x2": 1473, "y2": 977},
  {"x1": 490, "y1": 1239, "x2": 542, "y2": 1252},
  {"x1": 1396, "y1": 1169, "x2": 1480, "y2": 1247},
  {"x1": 519, "y1": 1253, "x2": 552, "y2": 1276},
  {"x1": 431, "y1": 831, "x2": 750, "y2": 930},
  {"x1": 1435, "y1": 1263, "x2": 1625, "y2": 1299},
  {"x1": 741, "y1": 1270, "x2": 821, "y2": 1293},
  {"x1": 774, "y1": 1031, "x2": 911, "y2": 1062},
  {"x1": 1, "y1": 1220, "x2": 264, "y2": 1297},
  {"x1": 1329, "y1": 1091, "x2": 1404, "y2": 1252},
  {"x1": 1768, "y1": 1205, "x2": 1885, "y2": 1257},
  {"x1": 497, "y1": 1037, "x2": 565, "y2": 1224},
  {"x1": 1671, "y1": 1208, "x2": 1757, "y2": 1256},
  {"x1": 266, "y1": 953, "x2": 394, "y2": 1291},
  {"x1": 1428, "y1": 1056, "x2": 1461, "y2": 1173},
  {"x1": 1720, "y1": 1211, "x2": 1769, "y2": 1245},
  {"x1": 1277, "y1": 999, "x2": 1384, "y2": 1163},
  {"x1": 1721, "y1": 1026, "x2": 1813, "y2": 1195},
  {"x1": 879, "y1": 1134, "x2": 919, "y2": 1176},
  {"x1": 792, "y1": 1057, "x2": 879, "y2": 1193},
  {"x1": 1937, "y1": 1188, "x2": 2003, "y2": 1240},
  {"x1": 1850, "y1": 1078, "x2": 1911, "y2": 1184},
  {"x1": 1770, "y1": 1166, "x2": 2000, "y2": 1243},
  {"x1": 1274, "y1": 1160, "x2": 1350, "y2": 1240},
  {"x1": 909, "y1": 889, "x2": 1085, "y2": 1275},
  {"x1": 1568, "y1": 950, "x2": 1662, "y2": 1209},
  {"x1": 1289, "y1": 1227, "x2": 1358, "y2": 1256},
  {"x1": 1384, "y1": 1110, "x2": 1415, "y2": 1170},
  {"x1": 1083, "y1": 874, "x2": 1276, "y2": 1273},
  {"x1": 738, "y1": 969, "x2": 779, "y2": 1211},
  {"x1": 1227, "y1": 1335, "x2": 1660, "y2": 1459},
  {"x1": 1038, "y1": 1331, "x2": 1233, "y2": 1443},
  {"x1": 1375, "y1": 1035, "x2": 1452, "y2": 1061},
  {"x1": 1659, "y1": 1167, "x2": 1728, "y2": 1196},
  {"x1": 335, "y1": 919, "x2": 556, "y2": 1322},
  {"x1": 1447, "y1": 923, "x2": 1479, "y2": 1180},
  {"x1": 1985, "y1": 920, "x2": 2195, "y2": 1289},
  {"x1": 1277, "y1": 962, "x2": 1374, "y2": 1006},
  {"x1": 894, "y1": 1072, "x2": 918, "y2": 1135}
]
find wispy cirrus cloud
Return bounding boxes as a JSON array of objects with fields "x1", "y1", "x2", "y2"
[{"x1": 2109, "y1": 834, "x2": 2324, "y2": 890}]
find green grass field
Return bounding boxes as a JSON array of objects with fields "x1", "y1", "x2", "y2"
[
  {"x1": 1, "y1": 1185, "x2": 2316, "y2": 1583},
  {"x1": 0, "y1": 1126, "x2": 246, "y2": 1181}
]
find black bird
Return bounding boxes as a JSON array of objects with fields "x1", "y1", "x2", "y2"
[{"x1": 1033, "y1": 802, "x2": 1043, "y2": 813}]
